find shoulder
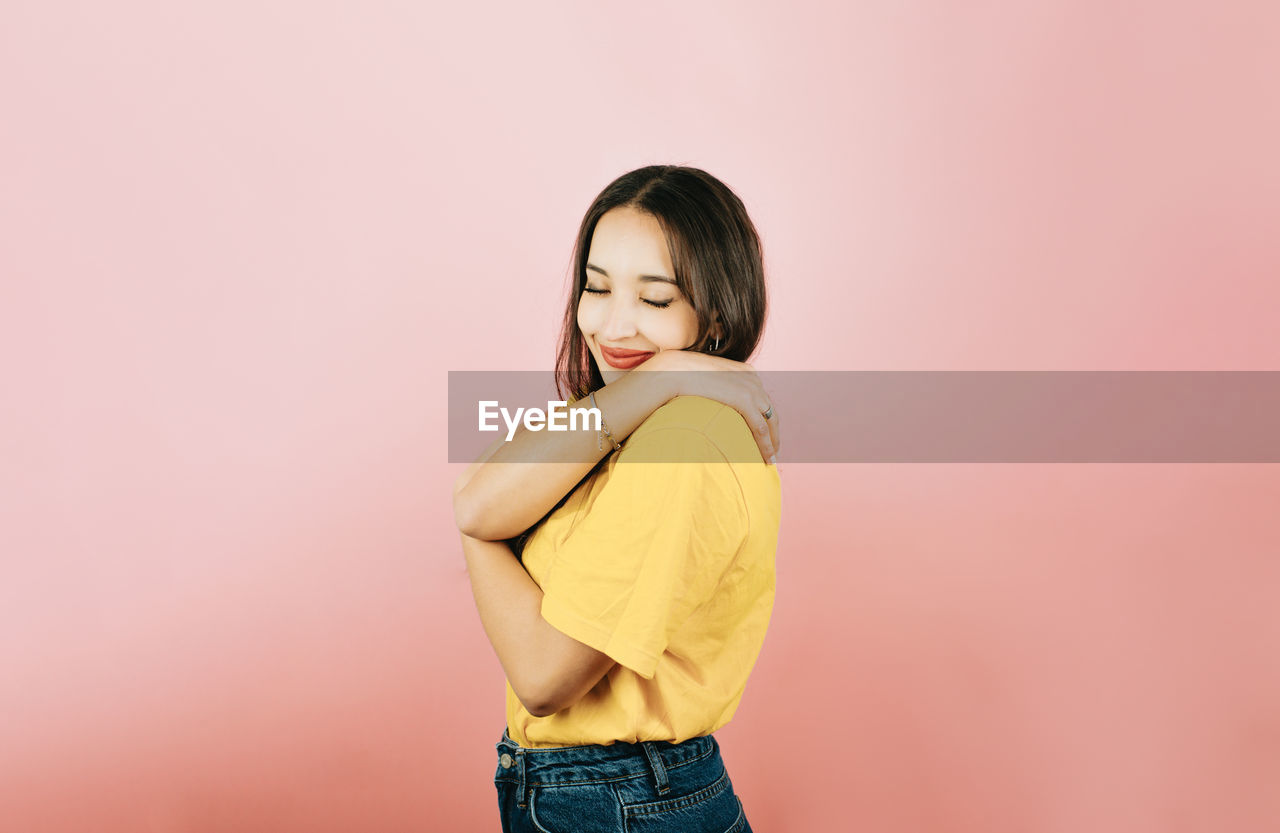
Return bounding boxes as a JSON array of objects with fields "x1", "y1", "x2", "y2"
[{"x1": 625, "y1": 396, "x2": 762, "y2": 464}]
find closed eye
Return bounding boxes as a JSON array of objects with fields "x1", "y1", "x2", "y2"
[{"x1": 583, "y1": 286, "x2": 673, "y2": 309}]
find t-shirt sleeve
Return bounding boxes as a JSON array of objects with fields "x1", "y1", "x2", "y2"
[{"x1": 538, "y1": 426, "x2": 749, "y2": 680}]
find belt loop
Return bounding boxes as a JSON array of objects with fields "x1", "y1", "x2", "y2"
[
  {"x1": 516, "y1": 749, "x2": 528, "y2": 808},
  {"x1": 640, "y1": 742, "x2": 671, "y2": 795}
]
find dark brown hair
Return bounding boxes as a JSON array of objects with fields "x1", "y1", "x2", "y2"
[{"x1": 554, "y1": 165, "x2": 768, "y2": 401}]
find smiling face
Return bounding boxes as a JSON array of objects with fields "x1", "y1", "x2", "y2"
[{"x1": 577, "y1": 206, "x2": 706, "y2": 384}]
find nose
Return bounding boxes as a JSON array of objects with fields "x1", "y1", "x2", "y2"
[{"x1": 599, "y1": 295, "x2": 639, "y2": 342}]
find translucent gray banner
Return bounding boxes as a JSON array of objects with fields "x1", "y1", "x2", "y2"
[{"x1": 448, "y1": 371, "x2": 1280, "y2": 463}]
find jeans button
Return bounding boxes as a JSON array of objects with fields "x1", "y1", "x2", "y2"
[{"x1": 500, "y1": 753, "x2": 514, "y2": 769}]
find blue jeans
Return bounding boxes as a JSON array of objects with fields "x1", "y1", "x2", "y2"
[{"x1": 494, "y1": 728, "x2": 752, "y2": 833}]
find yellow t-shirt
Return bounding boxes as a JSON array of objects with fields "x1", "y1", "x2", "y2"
[{"x1": 505, "y1": 395, "x2": 781, "y2": 748}]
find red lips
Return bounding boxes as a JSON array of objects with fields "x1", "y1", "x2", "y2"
[{"x1": 599, "y1": 345, "x2": 655, "y2": 370}]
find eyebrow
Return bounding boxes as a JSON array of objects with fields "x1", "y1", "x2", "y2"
[{"x1": 585, "y1": 263, "x2": 677, "y2": 285}]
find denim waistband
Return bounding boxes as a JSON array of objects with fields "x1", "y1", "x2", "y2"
[{"x1": 495, "y1": 727, "x2": 718, "y2": 797}]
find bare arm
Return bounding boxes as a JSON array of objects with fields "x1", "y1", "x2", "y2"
[
  {"x1": 460, "y1": 531, "x2": 616, "y2": 716},
  {"x1": 453, "y1": 350, "x2": 780, "y2": 542},
  {"x1": 453, "y1": 366, "x2": 676, "y2": 541}
]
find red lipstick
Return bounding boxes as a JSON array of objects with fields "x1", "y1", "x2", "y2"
[{"x1": 600, "y1": 345, "x2": 655, "y2": 370}]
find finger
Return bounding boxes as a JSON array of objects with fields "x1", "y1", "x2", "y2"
[
  {"x1": 735, "y1": 399, "x2": 771, "y2": 463},
  {"x1": 754, "y1": 391, "x2": 779, "y2": 461},
  {"x1": 749, "y1": 406, "x2": 775, "y2": 465},
  {"x1": 761, "y1": 407, "x2": 778, "y2": 464},
  {"x1": 762, "y1": 406, "x2": 773, "y2": 460}
]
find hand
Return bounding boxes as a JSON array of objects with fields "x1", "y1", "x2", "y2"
[{"x1": 638, "y1": 350, "x2": 780, "y2": 465}]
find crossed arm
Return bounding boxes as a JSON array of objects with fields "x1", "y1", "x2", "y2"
[
  {"x1": 456, "y1": 533, "x2": 615, "y2": 716},
  {"x1": 453, "y1": 351, "x2": 779, "y2": 716},
  {"x1": 453, "y1": 367, "x2": 682, "y2": 716}
]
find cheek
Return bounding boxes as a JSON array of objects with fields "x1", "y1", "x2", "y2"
[
  {"x1": 655, "y1": 309, "x2": 700, "y2": 350},
  {"x1": 577, "y1": 301, "x2": 602, "y2": 338}
]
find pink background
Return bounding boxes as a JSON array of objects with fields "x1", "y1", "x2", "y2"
[{"x1": 3, "y1": 1, "x2": 1279, "y2": 831}]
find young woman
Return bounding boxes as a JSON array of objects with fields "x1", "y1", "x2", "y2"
[{"x1": 453, "y1": 165, "x2": 781, "y2": 833}]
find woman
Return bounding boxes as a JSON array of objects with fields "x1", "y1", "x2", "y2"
[{"x1": 453, "y1": 165, "x2": 781, "y2": 833}]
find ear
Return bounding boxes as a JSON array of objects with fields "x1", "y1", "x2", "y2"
[{"x1": 709, "y1": 309, "x2": 724, "y2": 340}]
